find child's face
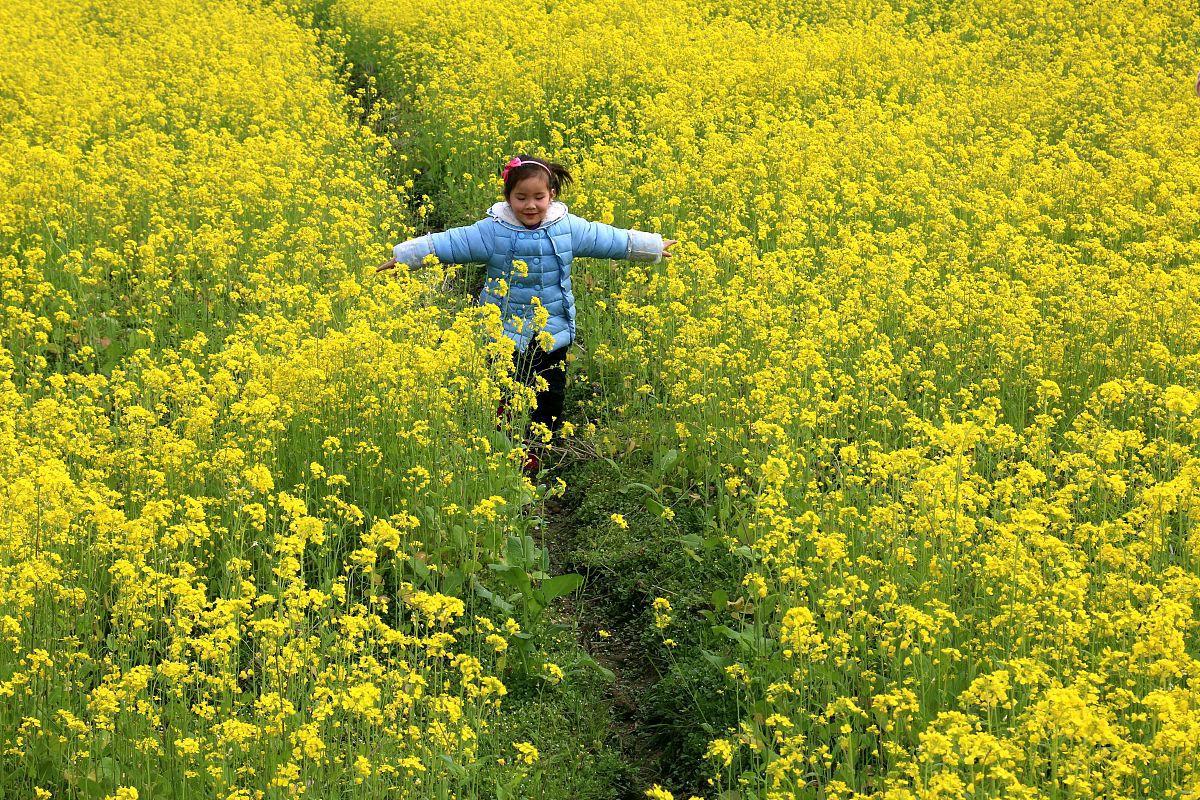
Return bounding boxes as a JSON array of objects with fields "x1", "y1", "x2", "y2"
[{"x1": 507, "y1": 174, "x2": 556, "y2": 226}]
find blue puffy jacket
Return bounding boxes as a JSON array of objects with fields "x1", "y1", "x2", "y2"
[{"x1": 392, "y1": 200, "x2": 664, "y2": 351}]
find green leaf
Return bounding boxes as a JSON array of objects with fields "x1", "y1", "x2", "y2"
[
  {"x1": 656, "y1": 448, "x2": 680, "y2": 476},
  {"x1": 539, "y1": 573, "x2": 583, "y2": 602},
  {"x1": 732, "y1": 545, "x2": 758, "y2": 562},
  {"x1": 471, "y1": 578, "x2": 514, "y2": 614},
  {"x1": 578, "y1": 652, "x2": 616, "y2": 682},
  {"x1": 700, "y1": 647, "x2": 731, "y2": 669},
  {"x1": 506, "y1": 535, "x2": 525, "y2": 566},
  {"x1": 488, "y1": 429, "x2": 513, "y2": 454},
  {"x1": 645, "y1": 495, "x2": 667, "y2": 516},
  {"x1": 680, "y1": 532, "x2": 703, "y2": 563},
  {"x1": 482, "y1": 528, "x2": 504, "y2": 552},
  {"x1": 490, "y1": 563, "x2": 532, "y2": 596},
  {"x1": 714, "y1": 624, "x2": 755, "y2": 650},
  {"x1": 510, "y1": 631, "x2": 535, "y2": 657},
  {"x1": 441, "y1": 568, "x2": 464, "y2": 596},
  {"x1": 439, "y1": 753, "x2": 468, "y2": 779}
]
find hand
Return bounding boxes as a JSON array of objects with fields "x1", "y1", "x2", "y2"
[
  {"x1": 376, "y1": 257, "x2": 398, "y2": 273},
  {"x1": 662, "y1": 238, "x2": 678, "y2": 259}
]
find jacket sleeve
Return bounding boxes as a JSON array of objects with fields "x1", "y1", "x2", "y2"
[
  {"x1": 430, "y1": 219, "x2": 496, "y2": 265},
  {"x1": 393, "y1": 219, "x2": 496, "y2": 267},
  {"x1": 624, "y1": 229, "x2": 665, "y2": 263},
  {"x1": 569, "y1": 214, "x2": 663, "y2": 263},
  {"x1": 392, "y1": 233, "x2": 436, "y2": 269}
]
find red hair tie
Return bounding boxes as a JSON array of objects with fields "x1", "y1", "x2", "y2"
[{"x1": 501, "y1": 156, "x2": 553, "y2": 182}]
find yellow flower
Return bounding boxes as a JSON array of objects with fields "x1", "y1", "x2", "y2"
[
  {"x1": 705, "y1": 737, "x2": 735, "y2": 767},
  {"x1": 242, "y1": 464, "x2": 274, "y2": 494},
  {"x1": 513, "y1": 741, "x2": 539, "y2": 765},
  {"x1": 1164, "y1": 385, "x2": 1198, "y2": 416},
  {"x1": 541, "y1": 662, "x2": 565, "y2": 684},
  {"x1": 652, "y1": 597, "x2": 672, "y2": 630}
]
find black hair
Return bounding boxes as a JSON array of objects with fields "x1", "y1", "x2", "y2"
[{"x1": 501, "y1": 154, "x2": 574, "y2": 198}]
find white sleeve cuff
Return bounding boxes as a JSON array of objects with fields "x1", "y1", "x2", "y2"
[
  {"x1": 626, "y1": 230, "x2": 663, "y2": 263},
  {"x1": 393, "y1": 234, "x2": 436, "y2": 268}
]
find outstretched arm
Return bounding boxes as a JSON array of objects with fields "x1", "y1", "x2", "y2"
[
  {"x1": 569, "y1": 214, "x2": 676, "y2": 263},
  {"x1": 628, "y1": 231, "x2": 678, "y2": 262},
  {"x1": 378, "y1": 219, "x2": 496, "y2": 272},
  {"x1": 378, "y1": 233, "x2": 435, "y2": 272}
]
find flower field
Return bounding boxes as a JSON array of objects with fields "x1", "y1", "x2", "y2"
[
  {"x1": 4, "y1": 0, "x2": 1200, "y2": 798},
  {"x1": 1, "y1": 0, "x2": 562, "y2": 797}
]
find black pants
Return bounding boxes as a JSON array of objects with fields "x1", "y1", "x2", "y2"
[{"x1": 509, "y1": 341, "x2": 569, "y2": 438}]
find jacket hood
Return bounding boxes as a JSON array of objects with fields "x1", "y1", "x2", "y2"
[{"x1": 487, "y1": 200, "x2": 569, "y2": 230}]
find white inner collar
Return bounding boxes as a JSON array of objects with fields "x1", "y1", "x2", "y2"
[{"x1": 488, "y1": 200, "x2": 569, "y2": 229}]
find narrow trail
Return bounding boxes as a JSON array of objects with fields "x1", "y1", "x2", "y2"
[
  {"x1": 537, "y1": 479, "x2": 670, "y2": 799},
  {"x1": 299, "y1": 14, "x2": 691, "y2": 792}
]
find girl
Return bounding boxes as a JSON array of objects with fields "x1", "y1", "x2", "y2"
[{"x1": 377, "y1": 154, "x2": 677, "y2": 476}]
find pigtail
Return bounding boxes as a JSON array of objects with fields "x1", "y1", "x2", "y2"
[{"x1": 547, "y1": 161, "x2": 574, "y2": 194}]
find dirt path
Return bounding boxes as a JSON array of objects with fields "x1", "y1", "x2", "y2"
[{"x1": 537, "y1": 486, "x2": 672, "y2": 799}]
